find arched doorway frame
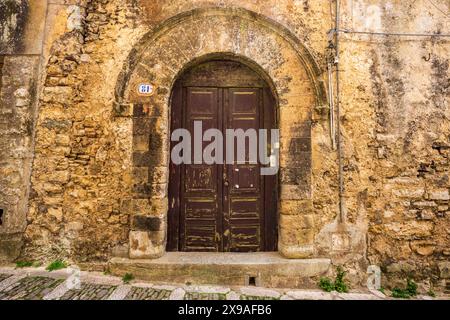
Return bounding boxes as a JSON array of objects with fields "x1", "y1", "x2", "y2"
[{"x1": 113, "y1": 7, "x2": 327, "y2": 259}]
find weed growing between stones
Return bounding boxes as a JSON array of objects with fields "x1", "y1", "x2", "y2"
[
  {"x1": 427, "y1": 290, "x2": 436, "y2": 298},
  {"x1": 15, "y1": 261, "x2": 33, "y2": 268},
  {"x1": 15, "y1": 261, "x2": 42, "y2": 268},
  {"x1": 46, "y1": 260, "x2": 67, "y2": 271},
  {"x1": 122, "y1": 273, "x2": 134, "y2": 284},
  {"x1": 391, "y1": 279, "x2": 418, "y2": 299},
  {"x1": 318, "y1": 266, "x2": 349, "y2": 293}
]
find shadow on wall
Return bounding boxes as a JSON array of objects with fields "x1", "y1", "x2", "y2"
[{"x1": 0, "y1": 0, "x2": 29, "y2": 54}]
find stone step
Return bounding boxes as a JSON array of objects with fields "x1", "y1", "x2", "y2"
[{"x1": 109, "y1": 252, "x2": 331, "y2": 289}]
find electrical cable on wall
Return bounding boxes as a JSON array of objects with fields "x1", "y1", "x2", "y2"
[{"x1": 339, "y1": 29, "x2": 450, "y2": 38}]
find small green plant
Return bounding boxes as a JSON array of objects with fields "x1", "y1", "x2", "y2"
[
  {"x1": 379, "y1": 287, "x2": 385, "y2": 295},
  {"x1": 427, "y1": 290, "x2": 436, "y2": 298},
  {"x1": 122, "y1": 273, "x2": 134, "y2": 284},
  {"x1": 406, "y1": 278, "x2": 418, "y2": 296},
  {"x1": 318, "y1": 266, "x2": 349, "y2": 293},
  {"x1": 46, "y1": 260, "x2": 67, "y2": 271},
  {"x1": 15, "y1": 261, "x2": 33, "y2": 268},
  {"x1": 319, "y1": 277, "x2": 335, "y2": 292},
  {"x1": 334, "y1": 267, "x2": 349, "y2": 293},
  {"x1": 391, "y1": 278, "x2": 418, "y2": 299},
  {"x1": 391, "y1": 288, "x2": 410, "y2": 299}
]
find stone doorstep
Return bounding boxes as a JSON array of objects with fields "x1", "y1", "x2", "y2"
[{"x1": 108, "y1": 252, "x2": 331, "y2": 289}]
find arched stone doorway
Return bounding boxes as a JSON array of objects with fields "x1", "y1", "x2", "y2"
[
  {"x1": 166, "y1": 58, "x2": 278, "y2": 252},
  {"x1": 113, "y1": 7, "x2": 327, "y2": 260}
]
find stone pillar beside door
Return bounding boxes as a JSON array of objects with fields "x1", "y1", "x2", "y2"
[{"x1": 125, "y1": 103, "x2": 168, "y2": 259}]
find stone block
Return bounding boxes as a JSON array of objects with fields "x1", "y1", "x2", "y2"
[
  {"x1": 279, "y1": 226, "x2": 315, "y2": 246},
  {"x1": 280, "y1": 167, "x2": 309, "y2": 185},
  {"x1": 0, "y1": 234, "x2": 23, "y2": 262},
  {"x1": 149, "y1": 167, "x2": 168, "y2": 184},
  {"x1": 132, "y1": 167, "x2": 149, "y2": 184},
  {"x1": 112, "y1": 102, "x2": 133, "y2": 117},
  {"x1": 133, "y1": 135, "x2": 149, "y2": 152},
  {"x1": 386, "y1": 262, "x2": 416, "y2": 273},
  {"x1": 132, "y1": 151, "x2": 152, "y2": 167},
  {"x1": 410, "y1": 241, "x2": 435, "y2": 256},
  {"x1": 47, "y1": 207, "x2": 63, "y2": 222},
  {"x1": 392, "y1": 188, "x2": 425, "y2": 198},
  {"x1": 280, "y1": 185, "x2": 310, "y2": 200},
  {"x1": 42, "y1": 86, "x2": 73, "y2": 104},
  {"x1": 288, "y1": 137, "x2": 311, "y2": 153},
  {"x1": 438, "y1": 262, "x2": 450, "y2": 279},
  {"x1": 385, "y1": 221, "x2": 434, "y2": 239},
  {"x1": 132, "y1": 215, "x2": 162, "y2": 231},
  {"x1": 48, "y1": 171, "x2": 70, "y2": 183},
  {"x1": 0, "y1": 0, "x2": 47, "y2": 55},
  {"x1": 280, "y1": 214, "x2": 314, "y2": 230},
  {"x1": 129, "y1": 231, "x2": 164, "y2": 259},
  {"x1": 111, "y1": 244, "x2": 129, "y2": 258},
  {"x1": 133, "y1": 118, "x2": 153, "y2": 135},
  {"x1": 413, "y1": 201, "x2": 437, "y2": 208},
  {"x1": 279, "y1": 244, "x2": 314, "y2": 259},
  {"x1": 65, "y1": 221, "x2": 84, "y2": 232},
  {"x1": 55, "y1": 134, "x2": 70, "y2": 146},
  {"x1": 428, "y1": 190, "x2": 450, "y2": 201},
  {"x1": 419, "y1": 209, "x2": 434, "y2": 220},
  {"x1": 42, "y1": 119, "x2": 72, "y2": 131},
  {"x1": 279, "y1": 200, "x2": 312, "y2": 215}
]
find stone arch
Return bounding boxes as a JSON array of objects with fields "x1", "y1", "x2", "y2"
[
  {"x1": 116, "y1": 7, "x2": 326, "y2": 259},
  {"x1": 114, "y1": 7, "x2": 326, "y2": 105}
]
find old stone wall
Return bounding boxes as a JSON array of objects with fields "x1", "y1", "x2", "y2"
[
  {"x1": 0, "y1": 0, "x2": 448, "y2": 291},
  {"x1": 345, "y1": 1, "x2": 450, "y2": 290},
  {"x1": 0, "y1": 0, "x2": 47, "y2": 262}
]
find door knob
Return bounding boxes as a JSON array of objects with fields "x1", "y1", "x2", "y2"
[{"x1": 224, "y1": 180, "x2": 229, "y2": 187}]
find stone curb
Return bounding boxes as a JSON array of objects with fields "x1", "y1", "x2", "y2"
[
  {"x1": 1, "y1": 268, "x2": 446, "y2": 300},
  {"x1": 169, "y1": 288, "x2": 186, "y2": 300}
]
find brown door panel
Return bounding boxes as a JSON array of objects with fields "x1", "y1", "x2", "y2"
[
  {"x1": 168, "y1": 61, "x2": 278, "y2": 253},
  {"x1": 224, "y1": 88, "x2": 264, "y2": 252},
  {"x1": 180, "y1": 87, "x2": 222, "y2": 252}
]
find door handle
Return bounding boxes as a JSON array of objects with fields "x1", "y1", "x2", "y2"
[{"x1": 223, "y1": 172, "x2": 229, "y2": 187}]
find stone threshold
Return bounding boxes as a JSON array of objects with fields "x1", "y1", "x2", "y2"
[{"x1": 109, "y1": 252, "x2": 331, "y2": 289}]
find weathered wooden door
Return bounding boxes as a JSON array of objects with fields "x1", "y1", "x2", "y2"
[{"x1": 167, "y1": 60, "x2": 278, "y2": 252}]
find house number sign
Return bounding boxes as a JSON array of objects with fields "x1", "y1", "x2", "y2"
[{"x1": 138, "y1": 83, "x2": 155, "y2": 96}]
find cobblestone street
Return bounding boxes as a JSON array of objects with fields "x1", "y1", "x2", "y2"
[{"x1": 0, "y1": 267, "x2": 446, "y2": 301}]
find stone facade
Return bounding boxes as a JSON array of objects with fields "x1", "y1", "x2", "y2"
[{"x1": 0, "y1": 0, "x2": 449, "y2": 291}]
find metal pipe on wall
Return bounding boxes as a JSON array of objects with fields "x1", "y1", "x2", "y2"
[
  {"x1": 328, "y1": 61, "x2": 336, "y2": 150},
  {"x1": 335, "y1": 0, "x2": 345, "y2": 223}
]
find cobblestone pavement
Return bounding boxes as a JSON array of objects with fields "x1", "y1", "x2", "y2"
[{"x1": 0, "y1": 267, "x2": 446, "y2": 300}]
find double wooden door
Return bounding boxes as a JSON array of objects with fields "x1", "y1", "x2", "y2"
[{"x1": 167, "y1": 60, "x2": 277, "y2": 252}]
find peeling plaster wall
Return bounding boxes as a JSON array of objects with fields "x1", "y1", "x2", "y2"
[{"x1": 0, "y1": 0, "x2": 448, "y2": 291}]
